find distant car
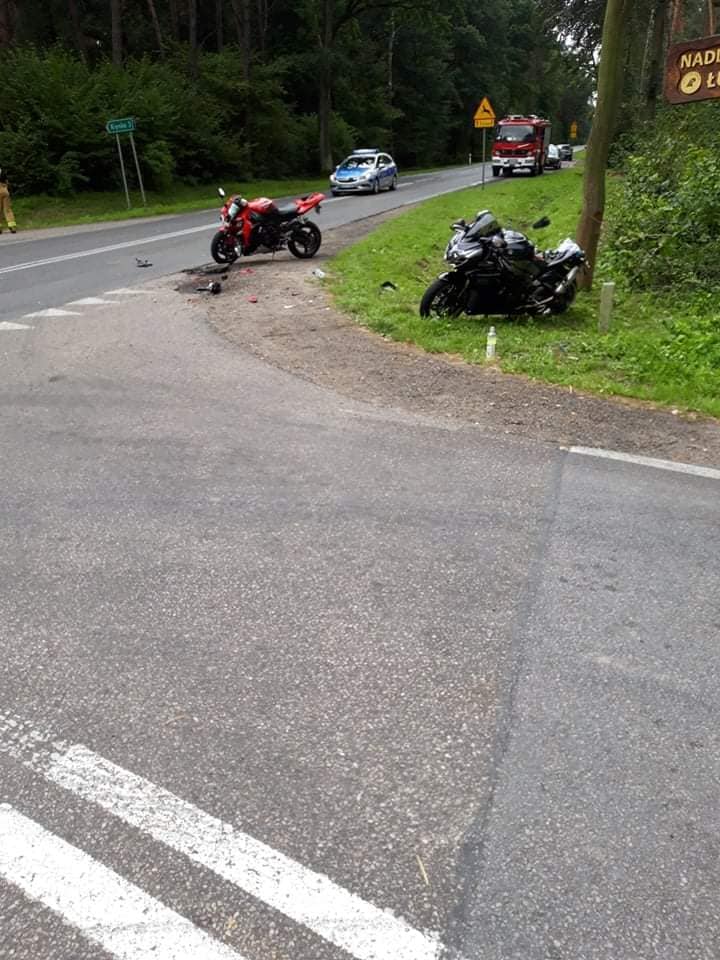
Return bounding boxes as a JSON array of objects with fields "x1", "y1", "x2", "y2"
[
  {"x1": 329, "y1": 149, "x2": 398, "y2": 195},
  {"x1": 546, "y1": 144, "x2": 562, "y2": 169},
  {"x1": 558, "y1": 144, "x2": 574, "y2": 161}
]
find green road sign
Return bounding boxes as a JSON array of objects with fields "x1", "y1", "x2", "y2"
[{"x1": 106, "y1": 117, "x2": 136, "y2": 135}]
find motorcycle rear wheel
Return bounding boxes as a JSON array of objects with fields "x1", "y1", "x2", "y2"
[
  {"x1": 288, "y1": 222, "x2": 322, "y2": 259},
  {"x1": 419, "y1": 278, "x2": 460, "y2": 319},
  {"x1": 211, "y1": 231, "x2": 238, "y2": 264}
]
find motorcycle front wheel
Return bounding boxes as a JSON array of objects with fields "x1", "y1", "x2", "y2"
[
  {"x1": 288, "y1": 222, "x2": 322, "y2": 259},
  {"x1": 550, "y1": 280, "x2": 577, "y2": 314},
  {"x1": 211, "y1": 231, "x2": 239, "y2": 264},
  {"x1": 419, "y1": 278, "x2": 461, "y2": 319}
]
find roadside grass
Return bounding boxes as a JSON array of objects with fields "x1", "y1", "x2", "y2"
[
  {"x1": 330, "y1": 162, "x2": 720, "y2": 419},
  {"x1": 11, "y1": 177, "x2": 329, "y2": 230}
]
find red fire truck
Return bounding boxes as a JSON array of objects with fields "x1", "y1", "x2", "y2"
[{"x1": 491, "y1": 115, "x2": 552, "y2": 178}]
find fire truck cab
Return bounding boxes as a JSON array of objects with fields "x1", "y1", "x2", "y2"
[{"x1": 491, "y1": 115, "x2": 552, "y2": 177}]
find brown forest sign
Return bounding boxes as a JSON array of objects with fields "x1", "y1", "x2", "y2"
[{"x1": 665, "y1": 33, "x2": 720, "y2": 103}]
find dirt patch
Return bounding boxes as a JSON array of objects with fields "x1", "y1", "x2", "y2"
[{"x1": 181, "y1": 211, "x2": 720, "y2": 468}]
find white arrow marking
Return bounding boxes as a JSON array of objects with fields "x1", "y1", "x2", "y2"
[{"x1": 0, "y1": 321, "x2": 32, "y2": 330}]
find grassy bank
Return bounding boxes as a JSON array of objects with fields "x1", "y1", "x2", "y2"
[
  {"x1": 10, "y1": 177, "x2": 329, "y2": 230},
  {"x1": 330, "y1": 163, "x2": 720, "y2": 419}
]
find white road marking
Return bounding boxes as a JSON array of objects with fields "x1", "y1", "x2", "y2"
[
  {"x1": 0, "y1": 222, "x2": 215, "y2": 277},
  {"x1": 0, "y1": 321, "x2": 32, "y2": 330},
  {"x1": 568, "y1": 445, "x2": 720, "y2": 481},
  {"x1": 67, "y1": 297, "x2": 120, "y2": 305},
  {"x1": 0, "y1": 711, "x2": 443, "y2": 960},
  {"x1": 22, "y1": 308, "x2": 83, "y2": 318},
  {"x1": 0, "y1": 805, "x2": 246, "y2": 960},
  {"x1": 105, "y1": 287, "x2": 156, "y2": 296}
]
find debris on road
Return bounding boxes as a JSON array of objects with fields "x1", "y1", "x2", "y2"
[
  {"x1": 248, "y1": 295, "x2": 258, "y2": 303},
  {"x1": 416, "y1": 854, "x2": 430, "y2": 886},
  {"x1": 380, "y1": 280, "x2": 397, "y2": 290},
  {"x1": 135, "y1": 257, "x2": 152, "y2": 268},
  {"x1": 312, "y1": 268, "x2": 327, "y2": 279},
  {"x1": 195, "y1": 281, "x2": 222, "y2": 295}
]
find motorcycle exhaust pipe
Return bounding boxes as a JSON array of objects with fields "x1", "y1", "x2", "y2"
[{"x1": 555, "y1": 266, "x2": 579, "y2": 295}]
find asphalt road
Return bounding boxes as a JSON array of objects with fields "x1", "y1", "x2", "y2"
[
  {"x1": 1, "y1": 159, "x2": 719, "y2": 960},
  {"x1": 0, "y1": 163, "x2": 501, "y2": 323}
]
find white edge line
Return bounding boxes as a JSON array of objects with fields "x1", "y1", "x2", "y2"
[
  {"x1": 567, "y1": 446, "x2": 720, "y2": 481},
  {"x1": 0, "y1": 805, "x2": 245, "y2": 960}
]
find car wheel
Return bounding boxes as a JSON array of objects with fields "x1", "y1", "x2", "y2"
[
  {"x1": 492, "y1": 166, "x2": 500, "y2": 177},
  {"x1": 331, "y1": 189, "x2": 339, "y2": 196},
  {"x1": 372, "y1": 177, "x2": 380, "y2": 194},
  {"x1": 502, "y1": 168, "x2": 512, "y2": 178},
  {"x1": 389, "y1": 175, "x2": 397, "y2": 191}
]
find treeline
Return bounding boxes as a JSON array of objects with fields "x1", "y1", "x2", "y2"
[{"x1": 0, "y1": 0, "x2": 593, "y2": 195}]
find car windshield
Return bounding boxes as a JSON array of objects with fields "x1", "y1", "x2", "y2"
[
  {"x1": 496, "y1": 125, "x2": 535, "y2": 143},
  {"x1": 342, "y1": 156, "x2": 376, "y2": 168}
]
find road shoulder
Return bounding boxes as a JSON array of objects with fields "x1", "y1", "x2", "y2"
[{"x1": 183, "y1": 212, "x2": 720, "y2": 468}]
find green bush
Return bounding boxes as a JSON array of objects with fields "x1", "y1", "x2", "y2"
[{"x1": 604, "y1": 102, "x2": 720, "y2": 291}]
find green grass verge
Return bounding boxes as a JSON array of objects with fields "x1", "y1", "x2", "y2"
[
  {"x1": 330, "y1": 162, "x2": 720, "y2": 419},
  {"x1": 11, "y1": 177, "x2": 329, "y2": 230}
]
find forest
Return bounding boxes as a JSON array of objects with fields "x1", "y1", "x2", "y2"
[{"x1": 0, "y1": 0, "x2": 594, "y2": 194}]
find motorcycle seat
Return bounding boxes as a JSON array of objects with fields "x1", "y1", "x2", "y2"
[{"x1": 274, "y1": 202, "x2": 299, "y2": 220}]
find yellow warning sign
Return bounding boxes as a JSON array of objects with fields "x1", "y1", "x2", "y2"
[
  {"x1": 570, "y1": 121, "x2": 578, "y2": 139},
  {"x1": 473, "y1": 97, "x2": 496, "y2": 129}
]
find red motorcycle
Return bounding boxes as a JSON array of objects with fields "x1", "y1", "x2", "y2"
[{"x1": 211, "y1": 188, "x2": 325, "y2": 263}]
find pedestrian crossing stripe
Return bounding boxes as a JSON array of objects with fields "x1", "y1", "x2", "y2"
[{"x1": 0, "y1": 709, "x2": 445, "y2": 960}]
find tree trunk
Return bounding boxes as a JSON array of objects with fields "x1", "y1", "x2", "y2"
[
  {"x1": 669, "y1": 0, "x2": 684, "y2": 38},
  {"x1": 216, "y1": 0, "x2": 224, "y2": 51},
  {"x1": 146, "y1": 0, "x2": 165, "y2": 55},
  {"x1": 642, "y1": 0, "x2": 668, "y2": 120},
  {"x1": 111, "y1": 0, "x2": 123, "y2": 65},
  {"x1": 188, "y1": 0, "x2": 198, "y2": 77},
  {"x1": 67, "y1": 0, "x2": 85, "y2": 57},
  {"x1": 230, "y1": 0, "x2": 250, "y2": 78},
  {"x1": 576, "y1": 0, "x2": 629, "y2": 289},
  {"x1": 387, "y1": 11, "x2": 396, "y2": 154},
  {"x1": 256, "y1": 0, "x2": 268, "y2": 55},
  {"x1": 168, "y1": 0, "x2": 180, "y2": 40},
  {"x1": 318, "y1": 0, "x2": 334, "y2": 173}
]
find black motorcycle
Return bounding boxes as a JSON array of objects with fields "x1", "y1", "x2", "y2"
[{"x1": 419, "y1": 210, "x2": 585, "y2": 318}]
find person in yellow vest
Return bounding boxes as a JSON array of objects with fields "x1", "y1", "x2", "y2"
[{"x1": 0, "y1": 167, "x2": 17, "y2": 234}]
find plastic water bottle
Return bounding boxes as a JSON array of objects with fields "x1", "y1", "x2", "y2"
[{"x1": 486, "y1": 325, "x2": 497, "y2": 359}]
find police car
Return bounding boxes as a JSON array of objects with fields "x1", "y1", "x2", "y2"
[{"x1": 329, "y1": 149, "x2": 398, "y2": 195}]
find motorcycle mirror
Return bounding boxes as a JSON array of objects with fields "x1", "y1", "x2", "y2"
[
  {"x1": 451, "y1": 219, "x2": 467, "y2": 230},
  {"x1": 532, "y1": 216, "x2": 550, "y2": 229},
  {"x1": 218, "y1": 187, "x2": 226, "y2": 198}
]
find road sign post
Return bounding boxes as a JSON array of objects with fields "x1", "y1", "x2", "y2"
[
  {"x1": 128, "y1": 133, "x2": 146, "y2": 206},
  {"x1": 114, "y1": 134, "x2": 131, "y2": 210},
  {"x1": 473, "y1": 97, "x2": 496, "y2": 189},
  {"x1": 106, "y1": 118, "x2": 146, "y2": 209}
]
